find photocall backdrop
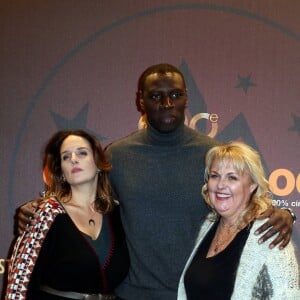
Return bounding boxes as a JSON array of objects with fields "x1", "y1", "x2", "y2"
[{"x1": 1, "y1": 0, "x2": 299, "y2": 294}]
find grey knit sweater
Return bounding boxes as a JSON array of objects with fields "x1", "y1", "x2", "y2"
[{"x1": 106, "y1": 123, "x2": 219, "y2": 300}]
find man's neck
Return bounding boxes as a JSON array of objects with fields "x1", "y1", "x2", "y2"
[{"x1": 145, "y1": 122, "x2": 185, "y2": 146}]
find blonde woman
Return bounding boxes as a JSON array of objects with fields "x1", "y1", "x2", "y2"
[{"x1": 178, "y1": 141, "x2": 299, "y2": 299}]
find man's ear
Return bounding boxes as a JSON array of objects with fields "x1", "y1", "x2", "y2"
[
  {"x1": 139, "y1": 91, "x2": 145, "y2": 111},
  {"x1": 136, "y1": 90, "x2": 144, "y2": 112}
]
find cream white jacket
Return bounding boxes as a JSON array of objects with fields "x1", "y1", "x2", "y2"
[{"x1": 177, "y1": 215, "x2": 300, "y2": 300}]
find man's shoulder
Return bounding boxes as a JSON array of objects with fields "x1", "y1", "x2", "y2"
[
  {"x1": 105, "y1": 129, "x2": 145, "y2": 153},
  {"x1": 184, "y1": 126, "x2": 221, "y2": 147}
]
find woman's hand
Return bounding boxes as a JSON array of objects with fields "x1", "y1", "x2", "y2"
[{"x1": 255, "y1": 206, "x2": 293, "y2": 250}]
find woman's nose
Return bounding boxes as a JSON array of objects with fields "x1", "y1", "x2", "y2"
[
  {"x1": 70, "y1": 152, "x2": 78, "y2": 164},
  {"x1": 217, "y1": 177, "x2": 226, "y2": 189}
]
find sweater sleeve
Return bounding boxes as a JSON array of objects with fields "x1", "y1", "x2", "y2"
[
  {"x1": 5, "y1": 198, "x2": 65, "y2": 300},
  {"x1": 232, "y1": 220, "x2": 300, "y2": 300},
  {"x1": 262, "y1": 241, "x2": 300, "y2": 299}
]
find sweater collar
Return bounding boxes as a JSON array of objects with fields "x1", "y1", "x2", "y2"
[{"x1": 145, "y1": 121, "x2": 185, "y2": 146}]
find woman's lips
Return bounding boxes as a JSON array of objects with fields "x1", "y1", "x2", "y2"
[{"x1": 71, "y1": 167, "x2": 82, "y2": 174}]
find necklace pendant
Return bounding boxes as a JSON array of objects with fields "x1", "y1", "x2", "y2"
[{"x1": 89, "y1": 219, "x2": 95, "y2": 226}]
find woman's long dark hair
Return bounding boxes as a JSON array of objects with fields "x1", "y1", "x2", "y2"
[{"x1": 43, "y1": 129, "x2": 114, "y2": 213}]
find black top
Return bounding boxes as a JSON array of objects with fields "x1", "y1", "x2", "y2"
[
  {"x1": 184, "y1": 220, "x2": 252, "y2": 300},
  {"x1": 27, "y1": 206, "x2": 129, "y2": 299}
]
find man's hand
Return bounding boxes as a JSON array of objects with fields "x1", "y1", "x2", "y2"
[
  {"x1": 16, "y1": 199, "x2": 41, "y2": 234},
  {"x1": 255, "y1": 206, "x2": 293, "y2": 250}
]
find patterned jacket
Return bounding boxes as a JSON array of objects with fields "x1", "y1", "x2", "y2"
[{"x1": 6, "y1": 198, "x2": 65, "y2": 299}]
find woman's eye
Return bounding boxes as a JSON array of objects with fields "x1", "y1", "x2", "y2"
[
  {"x1": 62, "y1": 154, "x2": 70, "y2": 161},
  {"x1": 209, "y1": 174, "x2": 218, "y2": 179},
  {"x1": 78, "y1": 150, "x2": 88, "y2": 157}
]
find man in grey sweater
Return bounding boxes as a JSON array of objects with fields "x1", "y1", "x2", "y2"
[
  {"x1": 105, "y1": 63, "x2": 294, "y2": 299},
  {"x1": 17, "y1": 63, "x2": 294, "y2": 300}
]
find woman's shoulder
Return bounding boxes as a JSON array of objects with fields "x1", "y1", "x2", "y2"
[
  {"x1": 106, "y1": 204, "x2": 127, "y2": 238},
  {"x1": 107, "y1": 204, "x2": 121, "y2": 224},
  {"x1": 35, "y1": 197, "x2": 66, "y2": 218},
  {"x1": 245, "y1": 219, "x2": 297, "y2": 258}
]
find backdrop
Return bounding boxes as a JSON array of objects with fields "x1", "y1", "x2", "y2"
[{"x1": 1, "y1": 0, "x2": 299, "y2": 294}]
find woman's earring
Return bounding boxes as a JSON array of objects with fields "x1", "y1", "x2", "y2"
[{"x1": 61, "y1": 175, "x2": 66, "y2": 182}]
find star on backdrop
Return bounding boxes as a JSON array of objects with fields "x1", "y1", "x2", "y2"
[
  {"x1": 50, "y1": 102, "x2": 106, "y2": 140},
  {"x1": 288, "y1": 113, "x2": 300, "y2": 135},
  {"x1": 235, "y1": 74, "x2": 256, "y2": 94}
]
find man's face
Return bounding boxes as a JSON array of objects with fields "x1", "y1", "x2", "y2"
[{"x1": 139, "y1": 72, "x2": 187, "y2": 133}]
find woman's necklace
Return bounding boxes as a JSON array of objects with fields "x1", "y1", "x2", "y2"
[
  {"x1": 88, "y1": 218, "x2": 95, "y2": 226},
  {"x1": 88, "y1": 202, "x2": 97, "y2": 226},
  {"x1": 212, "y1": 219, "x2": 239, "y2": 254},
  {"x1": 220, "y1": 218, "x2": 238, "y2": 233}
]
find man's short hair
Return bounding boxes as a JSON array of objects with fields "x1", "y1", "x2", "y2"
[{"x1": 138, "y1": 63, "x2": 186, "y2": 91}]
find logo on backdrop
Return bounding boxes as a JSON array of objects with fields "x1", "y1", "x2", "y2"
[{"x1": 7, "y1": 3, "x2": 300, "y2": 240}]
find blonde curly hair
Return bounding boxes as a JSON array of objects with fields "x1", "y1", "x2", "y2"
[{"x1": 202, "y1": 141, "x2": 272, "y2": 227}]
